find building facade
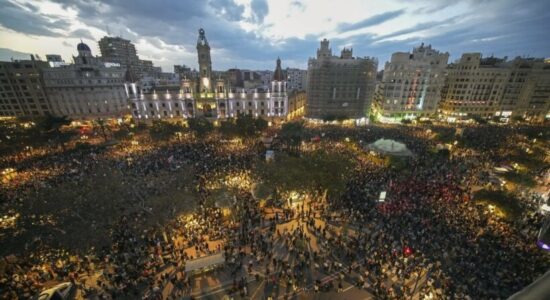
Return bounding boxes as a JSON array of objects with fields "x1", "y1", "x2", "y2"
[
  {"x1": 286, "y1": 68, "x2": 307, "y2": 91},
  {"x1": 377, "y1": 44, "x2": 449, "y2": 120},
  {"x1": 42, "y1": 42, "x2": 128, "y2": 119},
  {"x1": 0, "y1": 57, "x2": 51, "y2": 117},
  {"x1": 287, "y1": 90, "x2": 306, "y2": 119},
  {"x1": 440, "y1": 53, "x2": 550, "y2": 122},
  {"x1": 306, "y1": 39, "x2": 377, "y2": 120},
  {"x1": 127, "y1": 29, "x2": 288, "y2": 121},
  {"x1": 46, "y1": 55, "x2": 63, "y2": 63},
  {"x1": 98, "y1": 36, "x2": 154, "y2": 79},
  {"x1": 498, "y1": 58, "x2": 550, "y2": 121}
]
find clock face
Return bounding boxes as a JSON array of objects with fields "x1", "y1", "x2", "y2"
[
  {"x1": 199, "y1": 29, "x2": 205, "y2": 35},
  {"x1": 202, "y1": 77, "x2": 210, "y2": 88}
]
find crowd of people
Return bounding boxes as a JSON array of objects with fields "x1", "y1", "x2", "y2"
[{"x1": 0, "y1": 122, "x2": 548, "y2": 299}]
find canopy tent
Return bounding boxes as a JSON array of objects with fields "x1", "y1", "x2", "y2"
[
  {"x1": 367, "y1": 139, "x2": 413, "y2": 157},
  {"x1": 184, "y1": 253, "x2": 224, "y2": 273}
]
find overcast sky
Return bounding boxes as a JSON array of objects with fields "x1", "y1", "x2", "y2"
[{"x1": 0, "y1": 0, "x2": 549, "y2": 72}]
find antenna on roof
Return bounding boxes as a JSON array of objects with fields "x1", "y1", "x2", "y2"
[{"x1": 106, "y1": 25, "x2": 111, "y2": 36}]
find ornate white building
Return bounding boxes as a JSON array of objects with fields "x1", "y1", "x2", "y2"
[
  {"x1": 42, "y1": 42, "x2": 128, "y2": 118},
  {"x1": 127, "y1": 29, "x2": 288, "y2": 121}
]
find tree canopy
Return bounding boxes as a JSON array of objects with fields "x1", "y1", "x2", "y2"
[
  {"x1": 149, "y1": 120, "x2": 185, "y2": 141},
  {"x1": 280, "y1": 121, "x2": 305, "y2": 151},
  {"x1": 254, "y1": 149, "x2": 355, "y2": 198},
  {"x1": 187, "y1": 117, "x2": 213, "y2": 138},
  {"x1": 219, "y1": 115, "x2": 268, "y2": 138}
]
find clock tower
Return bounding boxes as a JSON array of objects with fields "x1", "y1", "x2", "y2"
[{"x1": 197, "y1": 28, "x2": 212, "y2": 93}]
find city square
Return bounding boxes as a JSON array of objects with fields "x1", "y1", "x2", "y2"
[{"x1": 1, "y1": 117, "x2": 549, "y2": 299}]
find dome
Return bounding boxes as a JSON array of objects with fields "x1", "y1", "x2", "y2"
[{"x1": 77, "y1": 42, "x2": 91, "y2": 52}]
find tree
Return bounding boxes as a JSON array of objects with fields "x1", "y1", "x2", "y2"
[
  {"x1": 150, "y1": 120, "x2": 184, "y2": 141},
  {"x1": 94, "y1": 118, "x2": 109, "y2": 142},
  {"x1": 187, "y1": 117, "x2": 213, "y2": 138},
  {"x1": 36, "y1": 114, "x2": 74, "y2": 150},
  {"x1": 112, "y1": 128, "x2": 131, "y2": 141},
  {"x1": 322, "y1": 114, "x2": 336, "y2": 122},
  {"x1": 280, "y1": 121, "x2": 305, "y2": 153},
  {"x1": 335, "y1": 115, "x2": 348, "y2": 122},
  {"x1": 37, "y1": 114, "x2": 71, "y2": 133},
  {"x1": 254, "y1": 117, "x2": 268, "y2": 132},
  {"x1": 511, "y1": 115, "x2": 525, "y2": 123},
  {"x1": 369, "y1": 113, "x2": 378, "y2": 123},
  {"x1": 235, "y1": 114, "x2": 257, "y2": 137},
  {"x1": 219, "y1": 118, "x2": 238, "y2": 138},
  {"x1": 255, "y1": 150, "x2": 354, "y2": 199},
  {"x1": 471, "y1": 115, "x2": 487, "y2": 124}
]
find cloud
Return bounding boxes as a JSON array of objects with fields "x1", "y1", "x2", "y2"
[
  {"x1": 1, "y1": 0, "x2": 549, "y2": 71},
  {"x1": 373, "y1": 15, "x2": 463, "y2": 43},
  {"x1": 337, "y1": 9, "x2": 406, "y2": 32},
  {"x1": 69, "y1": 28, "x2": 95, "y2": 40},
  {"x1": 210, "y1": 0, "x2": 245, "y2": 21},
  {"x1": 290, "y1": 1, "x2": 305, "y2": 11},
  {"x1": 0, "y1": 1, "x2": 70, "y2": 37},
  {"x1": 250, "y1": 0, "x2": 269, "y2": 23}
]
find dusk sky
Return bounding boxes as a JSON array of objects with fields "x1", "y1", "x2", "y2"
[{"x1": 0, "y1": 0, "x2": 549, "y2": 71}]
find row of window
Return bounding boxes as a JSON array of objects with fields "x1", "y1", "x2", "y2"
[
  {"x1": 134, "y1": 108, "x2": 285, "y2": 118},
  {"x1": 0, "y1": 98, "x2": 46, "y2": 104}
]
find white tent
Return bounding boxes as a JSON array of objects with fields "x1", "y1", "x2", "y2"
[
  {"x1": 367, "y1": 139, "x2": 413, "y2": 157},
  {"x1": 184, "y1": 253, "x2": 224, "y2": 273}
]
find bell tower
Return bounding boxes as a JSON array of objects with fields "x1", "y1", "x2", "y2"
[{"x1": 197, "y1": 28, "x2": 212, "y2": 93}]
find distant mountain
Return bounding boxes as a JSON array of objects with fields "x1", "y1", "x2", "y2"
[{"x1": 0, "y1": 48, "x2": 34, "y2": 62}]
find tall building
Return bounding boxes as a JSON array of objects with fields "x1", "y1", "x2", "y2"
[
  {"x1": 440, "y1": 53, "x2": 550, "y2": 122},
  {"x1": 98, "y1": 36, "x2": 152, "y2": 79},
  {"x1": 306, "y1": 39, "x2": 377, "y2": 120},
  {"x1": 377, "y1": 43, "x2": 449, "y2": 120},
  {"x1": 226, "y1": 68, "x2": 243, "y2": 88},
  {"x1": 0, "y1": 56, "x2": 51, "y2": 117},
  {"x1": 174, "y1": 64, "x2": 198, "y2": 79},
  {"x1": 286, "y1": 68, "x2": 307, "y2": 91},
  {"x1": 440, "y1": 53, "x2": 509, "y2": 120},
  {"x1": 127, "y1": 29, "x2": 288, "y2": 121},
  {"x1": 498, "y1": 58, "x2": 550, "y2": 122},
  {"x1": 43, "y1": 42, "x2": 129, "y2": 119},
  {"x1": 257, "y1": 70, "x2": 274, "y2": 88}
]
